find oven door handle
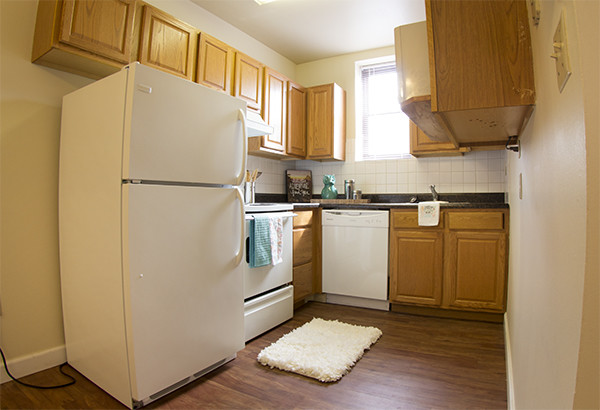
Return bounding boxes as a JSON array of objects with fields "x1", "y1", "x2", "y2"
[{"x1": 245, "y1": 212, "x2": 297, "y2": 220}]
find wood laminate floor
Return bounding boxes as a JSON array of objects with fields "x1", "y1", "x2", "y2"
[{"x1": 1, "y1": 302, "x2": 507, "y2": 409}]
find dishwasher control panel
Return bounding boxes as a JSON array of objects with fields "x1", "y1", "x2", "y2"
[{"x1": 322, "y1": 209, "x2": 389, "y2": 228}]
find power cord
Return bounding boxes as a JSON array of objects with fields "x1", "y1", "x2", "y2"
[{"x1": 0, "y1": 347, "x2": 76, "y2": 389}]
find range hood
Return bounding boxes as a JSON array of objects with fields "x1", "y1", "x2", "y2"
[{"x1": 245, "y1": 110, "x2": 274, "y2": 137}]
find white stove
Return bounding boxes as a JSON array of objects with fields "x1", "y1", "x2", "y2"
[{"x1": 243, "y1": 202, "x2": 295, "y2": 342}]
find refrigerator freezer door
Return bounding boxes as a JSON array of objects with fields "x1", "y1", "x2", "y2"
[
  {"x1": 123, "y1": 64, "x2": 247, "y2": 186},
  {"x1": 122, "y1": 184, "x2": 244, "y2": 401}
]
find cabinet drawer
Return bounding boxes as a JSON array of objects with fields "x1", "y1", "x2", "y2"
[
  {"x1": 448, "y1": 211, "x2": 505, "y2": 230},
  {"x1": 293, "y1": 210, "x2": 313, "y2": 228},
  {"x1": 293, "y1": 226, "x2": 313, "y2": 265},
  {"x1": 293, "y1": 262, "x2": 313, "y2": 302},
  {"x1": 391, "y1": 210, "x2": 443, "y2": 229}
]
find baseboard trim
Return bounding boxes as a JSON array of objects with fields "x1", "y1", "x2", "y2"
[
  {"x1": 504, "y1": 312, "x2": 516, "y2": 410},
  {"x1": 1, "y1": 345, "x2": 67, "y2": 384}
]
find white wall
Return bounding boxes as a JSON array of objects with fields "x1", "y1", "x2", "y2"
[
  {"x1": 505, "y1": 0, "x2": 598, "y2": 408},
  {"x1": 1, "y1": 0, "x2": 94, "y2": 381}
]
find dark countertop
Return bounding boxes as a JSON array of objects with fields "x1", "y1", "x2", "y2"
[{"x1": 255, "y1": 193, "x2": 509, "y2": 210}]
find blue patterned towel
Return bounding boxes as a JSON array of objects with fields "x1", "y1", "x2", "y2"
[{"x1": 249, "y1": 215, "x2": 272, "y2": 268}]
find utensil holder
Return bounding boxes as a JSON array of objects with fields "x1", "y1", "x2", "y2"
[{"x1": 244, "y1": 181, "x2": 255, "y2": 204}]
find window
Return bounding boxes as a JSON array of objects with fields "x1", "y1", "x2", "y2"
[{"x1": 356, "y1": 57, "x2": 410, "y2": 161}]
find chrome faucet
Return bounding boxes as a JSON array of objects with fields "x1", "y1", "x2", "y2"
[{"x1": 430, "y1": 184, "x2": 439, "y2": 201}]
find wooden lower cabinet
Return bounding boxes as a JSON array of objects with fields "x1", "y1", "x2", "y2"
[
  {"x1": 444, "y1": 228, "x2": 507, "y2": 311},
  {"x1": 389, "y1": 230, "x2": 443, "y2": 306},
  {"x1": 292, "y1": 209, "x2": 320, "y2": 305},
  {"x1": 389, "y1": 209, "x2": 508, "y2": 314}
]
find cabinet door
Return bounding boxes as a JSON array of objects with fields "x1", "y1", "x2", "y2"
[
  {"x1": 196, "y1": 33, "x2": 234, "y2": 94},
  {"x1": 138, "y1": 6, "x2": 197, "y2": 80},
  {"x1": 306, "y1": 83, "x2": 345, "y2": 160},
  {"x1": 234, "y1": 52, "x2": 263, "y2": 113},
  {"x1": 293, "y1": 262, "x2": 313, "y2": 303},
  {"x1": 389, "y1": 230, "x2": 444, "y2": 306},
  {"x1": 409, "y1": 121, "x2": 467, "y2": 157},
  {"x1": 59, "y1": 0, "x2": 135, "y2": 63},
  {"x1": 262, "y1": 68, "x2": 287, "y2": 152},
  {"x1": 306, "y1": 84, "x2": 333, "y2": 158},
  {"x1": 286, "y1": 81, "x2": 307, "y2": 158},
  {"x1": 293, "y1": 226, "x2": 313, "y2": 266},
  {"x1": 427, "y1": 0, "x2": 535, "y2": 113},
  {"x1": 444, "y1": 231, "x2": 507, "y2": 311}
]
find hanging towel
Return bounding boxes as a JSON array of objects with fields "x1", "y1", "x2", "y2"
[
  {"x1": 418, "y1": 202, "x2": 440, "y2": 226},
  {"x1": 268, "y1": 216, "x2": 283, "y2": 266},
  {"x1": 249, "y1": 215, "x2": 272, "y2": 268}
]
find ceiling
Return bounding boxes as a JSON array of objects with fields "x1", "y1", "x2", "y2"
[{"x1": 189, "y1": 0, "x2": 426, "y2": 64}]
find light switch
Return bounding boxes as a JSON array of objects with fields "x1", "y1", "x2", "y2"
[
  {"x1": 551, "y1": 10, "x2": 572, "y2": 93},
  {"x1": 530, "y1": 0, "x2": 541, "y2": 26}
]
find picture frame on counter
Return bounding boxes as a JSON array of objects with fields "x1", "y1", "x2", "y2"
[{"x1": 286, "y1": 170, "x2": 312, "y2": 203}]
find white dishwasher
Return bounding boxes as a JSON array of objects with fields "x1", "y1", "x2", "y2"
[{"x1": 322, "y1": 209, "x2": 389, "y2": 310}]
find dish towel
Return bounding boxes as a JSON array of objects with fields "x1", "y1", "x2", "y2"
[
  {"x1": 268, "y1": 216, "x2": 283, "y2": 266},
  {"x1": 418, "y1": 202, "x2": 440, "y2": 226},
  {"x1": 249, "y1": 215, "x2": 271, "y2": 268}
]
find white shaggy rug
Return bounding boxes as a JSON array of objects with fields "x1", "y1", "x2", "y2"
[{"x1": 257, "y1": 318, "x2": 382, "y2": 382}]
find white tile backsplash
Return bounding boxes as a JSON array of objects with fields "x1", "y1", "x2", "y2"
[{"x1": 248, "y1": 139, "x2": 507, "y2": 195}]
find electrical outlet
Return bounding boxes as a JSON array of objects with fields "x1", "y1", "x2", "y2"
[{"x1": 519, "y1": 173, "x2": 523, "y2": 200}]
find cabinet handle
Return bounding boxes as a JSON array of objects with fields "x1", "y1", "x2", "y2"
[
  {"x1": 234, "y1": 186, "x2": 245, "y2": 266},
  {"x1": 237, "y1": 109, "x2": 247, "y2": 187}
]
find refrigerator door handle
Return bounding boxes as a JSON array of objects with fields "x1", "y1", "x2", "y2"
[
  {"x1": 234, "y1": 187, "x2": 245, "y2": 266},
  {"x1": 237, "y1": 109, "x2": 248, "y2": 187}
]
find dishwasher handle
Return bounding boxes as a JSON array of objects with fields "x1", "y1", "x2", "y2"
[{"x1": 322, "y1": 209, "x2": 389, "y2": 228}]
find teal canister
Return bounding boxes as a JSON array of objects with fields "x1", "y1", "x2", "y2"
[{"x1": 321, "y1": 175, "x2": 338, "y2": 199}]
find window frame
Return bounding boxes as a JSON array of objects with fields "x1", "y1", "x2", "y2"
[{"x1": 355, "y1": 56, "x2": 411, "y2": 161}]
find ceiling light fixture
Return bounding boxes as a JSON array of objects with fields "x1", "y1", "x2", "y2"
[{"x1": 254, "y1": 0, "x2": 278, "y2": 5}]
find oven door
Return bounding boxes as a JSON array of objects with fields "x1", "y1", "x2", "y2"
[{"x1": 243, "y1": 211, "x2": 294, "y2": 299}]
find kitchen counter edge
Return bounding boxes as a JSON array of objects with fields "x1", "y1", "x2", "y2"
[{"x1": 292, "y1": 202, "x2": 509, "y2": 210}]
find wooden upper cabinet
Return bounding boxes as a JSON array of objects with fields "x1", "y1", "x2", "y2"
[
  {"x1": 428, "y1": 0, "x2": 535, "y2": 113},
  {"x1": 306, "y1": 83, "x2": 346, "y2": 161},
  {"x1": 32, "y1": 0, "x2": 136, "y2": 78},
  {"x1": 286, "y1": 81, "x2": 307, "y2": 158},
  {"x1": 262, "y1": 68, "x2": 288, "y2": 152},
  {"x1": 196, "y1": 33, "x2": 235, "y2": 94},
  {"x1": 410, "y1": 121, "x2": 469, "y2": 157},
  {"x1": 396, "y1": 0, "x2": 535, "y2": 150},
  {"x1": 59, "y1": 0, "x2": 134, "y2": 63},
  {"x1": 234, "y1": 52, "x2": 264, "y2": 113},
  {"x1": 138, "y1": 5, "x2": 197, "y2": 80}
]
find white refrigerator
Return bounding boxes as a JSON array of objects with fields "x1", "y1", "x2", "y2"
[{"x1": 58, "y1": 63, "x2": 250, "y2": 408}]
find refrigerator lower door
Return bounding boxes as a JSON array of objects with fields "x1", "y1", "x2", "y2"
[{"x1": 122, "y1": 183, "x2": 244, "y2": 402}]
